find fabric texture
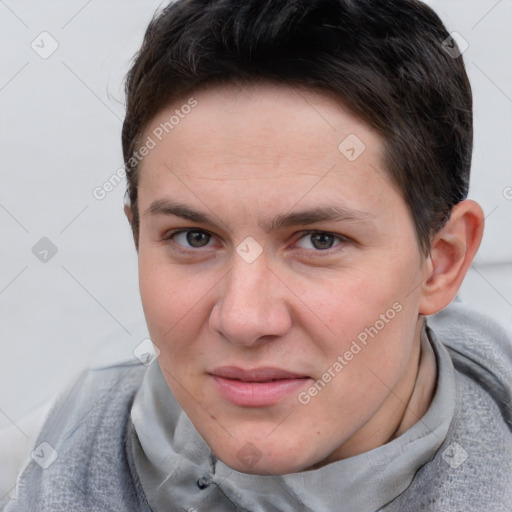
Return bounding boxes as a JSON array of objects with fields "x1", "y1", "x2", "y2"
[
  {"x1": 3, "y1": 303, "x2": 512, "y2": 511},
  {"x1": 3, "y1": 362, "x2": 150, "y2": 512}
]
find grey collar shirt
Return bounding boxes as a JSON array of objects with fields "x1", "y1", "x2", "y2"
[{"x1": 130, "y1": 327, "x2": 455, "y2": 512}]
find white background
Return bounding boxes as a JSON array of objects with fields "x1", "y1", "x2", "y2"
[{"x1": 0, "y1": 0, "x2": 511, "y2": 450}]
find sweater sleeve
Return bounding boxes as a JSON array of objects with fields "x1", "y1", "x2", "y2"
[{"x1": 0, "y1": 398, "x2": 56, "y2": 509}]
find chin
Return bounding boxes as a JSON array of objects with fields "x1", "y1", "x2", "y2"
[{"x1": 213, "y1": 440, "x2": 323, "y2": 476}]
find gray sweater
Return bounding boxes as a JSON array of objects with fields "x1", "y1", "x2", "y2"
[{"x1": 4, "y1": 304, "x2": 512, "y2": 511}]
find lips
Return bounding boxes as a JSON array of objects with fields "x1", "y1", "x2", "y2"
[
  {"x1": 209, "y1": 366, "x2": 311, "y2": 407},
  {"x1": 211, "y1": 366, "x2": 307, "y2": 382}
]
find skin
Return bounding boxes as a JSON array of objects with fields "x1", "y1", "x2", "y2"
[{"x1": 127, "y1": 82, "x2": 484, "y2": 475}]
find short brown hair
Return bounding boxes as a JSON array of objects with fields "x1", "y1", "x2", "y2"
[{"x1": 122, "y1": 0, "x2": 472, "y2": 254}]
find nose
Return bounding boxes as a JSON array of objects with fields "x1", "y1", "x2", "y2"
[{"x1": 209, "y1": 257, "x2": 293, "y2": 347}]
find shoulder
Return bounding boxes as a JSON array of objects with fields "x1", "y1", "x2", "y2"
[
  {"x1": 385, "y1": 303, "x2": 512, "y2": 511},
  {"x1": 4, "y1": 361, "x2": 150, "y2": 512},
  {"x1": 428, "y1": 302, "x2": 512, "y2": 430},
  {"x1": 388, "y1": 369, "x2": 512, "y2": 511}
]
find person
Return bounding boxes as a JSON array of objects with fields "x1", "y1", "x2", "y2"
[{"x1": 4, "y1": 0, "x2": 512, "y2": 510}]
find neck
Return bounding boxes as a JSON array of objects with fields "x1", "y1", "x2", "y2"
[
  {"x1": 309, "y1": 316, "x2": 437, "y2": 469},
  {"x1": 392, "y1": 318, "x2": 437, "y2": 438}
]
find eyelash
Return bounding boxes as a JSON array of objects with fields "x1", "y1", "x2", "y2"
[{"x1": 163, "y1": 228, "x2": 350, "y2": 256}]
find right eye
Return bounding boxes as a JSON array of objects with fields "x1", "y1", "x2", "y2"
[{"x1": 168, "y1": 229, "x2": 213, "y2": 249}]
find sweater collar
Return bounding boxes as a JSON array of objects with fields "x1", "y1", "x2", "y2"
[{"x1": 130, "y1": 326, "x2": 455, "y2": 512}]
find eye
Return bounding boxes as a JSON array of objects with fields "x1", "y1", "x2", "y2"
[
  {"x1": 295, "y1": 231, "x2": 345, "y2": 251},
  {"x1": 171, "y1": 229, "x2": 213, "y2": 248}
]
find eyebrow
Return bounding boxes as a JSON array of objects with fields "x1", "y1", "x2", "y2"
[{"x1": 146, "y1": 199, "x2": 374, "y2": 232}]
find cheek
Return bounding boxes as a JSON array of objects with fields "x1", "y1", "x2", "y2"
[
  {"x1": 138, "y1": 251, "x2": 208, "y2": 347},
  {"x1": 312, "y1": 306, "x2": 414, "y2": 425},
  {"x1": 294, "y1": 269, "x2": 401, "y2": 341},
  {"x1": 296, "y1": 258, "x2": 420, "y2": 376}
]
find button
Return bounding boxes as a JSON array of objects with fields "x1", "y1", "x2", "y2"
[{"x1": 196, "y1": 476, "x2": 211, "y2": 489}]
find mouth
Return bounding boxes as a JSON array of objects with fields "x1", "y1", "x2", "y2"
[{"x1": 209, "y1": 366, "x2": 311, "y2": 407}]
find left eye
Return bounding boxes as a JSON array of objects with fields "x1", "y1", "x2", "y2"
[
  {"x1": 296, "y1": 232, "x2": 344, "y2": 251},
  {"x1": 172, "y1": 230, "x2": 213, "y2": 248}
]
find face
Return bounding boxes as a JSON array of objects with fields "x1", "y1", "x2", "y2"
[{"x1": 135, "y1": 83, "x2": 431, "y2": 475}]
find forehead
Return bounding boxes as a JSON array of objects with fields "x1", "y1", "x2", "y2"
[
  {"x1": 143, "y1": 82, "x2": 381, "y2": 168},
  {"x1": 137, "y1": 82, "x2": 405, "y2": 224}
]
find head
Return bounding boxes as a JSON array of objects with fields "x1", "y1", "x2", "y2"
[{"x1": 122, "y1": 0, "x2": 484, "y2": 474}]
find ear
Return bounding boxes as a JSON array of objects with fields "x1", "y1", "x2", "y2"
[
  {"x1": 124, "y1": 203, "x2": 134, "y2": 225},
  {"x1": 418, "y1": 199, "x2": 484, "y2": 316},
  {"x1": 124, "y1": 202, "x2": 140, "y2": 250}
]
